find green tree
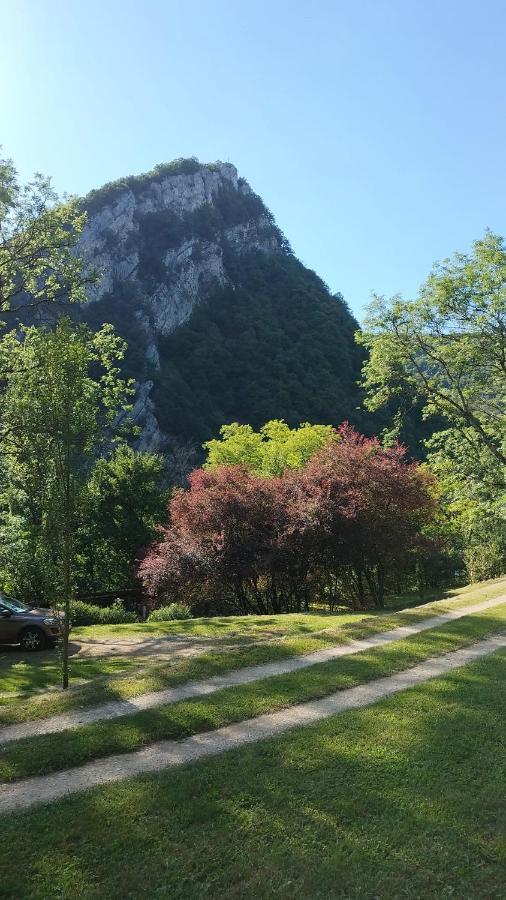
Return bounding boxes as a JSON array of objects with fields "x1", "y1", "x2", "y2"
[
  {"x1": 0, "y1": 151, "x2": 91, "y2": 317},
  {"x1": 79, "y1": 446, "x2": 167, "y2": 592},
  {"x1": 358, "y1": 231, "x2": 506, "y2": 579},
  {"x1": 358, "y1": 231, "x2": 506, "y2": 481},
  {"x1": 0, "y1": 318, "x2": 132, "y2": 688},
  {"x1": 203, "y1": 420, "x2": 338, "y2": 475},
  {"x1": 426, "y1": 428, "x2": 506, "y2": 581}
]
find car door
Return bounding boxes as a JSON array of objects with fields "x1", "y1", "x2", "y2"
[{"x1": 0, "y1": 604, "x2": 21, "y2": 643}]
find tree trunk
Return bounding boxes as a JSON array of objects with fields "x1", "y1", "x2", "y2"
[
  {"x1": 376, "y1": 563, "x2": 385, "y2": 609},
  {"x1": 356, "y1": 566, "x2": 366, "y2": 608},
  {"x1": 61, "y1": 451, "x2": 73, "y2": 690}
]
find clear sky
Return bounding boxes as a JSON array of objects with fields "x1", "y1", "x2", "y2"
[{"x1": 1, "y1": 0, "x2": 505, "y2": 318}]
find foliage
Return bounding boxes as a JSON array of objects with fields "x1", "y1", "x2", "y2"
[
  {"x1": 427, "y1": 428, "x2": 506, "y2": 582},
  {"x1": 359, "y1": 230, "x2": 506, "y2": 580},
  {"x1": 0, "y1": 318, "x2": 133, "y2": 687},
  {"x1": 140, "y1": 425, "x2": 436, "y2": 614},
  {"x1": 0, "y1": 447, "x2": 167, "y2": 603},
  {"x1": 359, "y1": 230, "x2": 506, "y2": 475},
  {"x1": 165, "y1": 438, "x2": 198, "y2": 486},
  {"x1": 0, "y1": 150, "x2": 92, "y2": 317},
  {"x1": 154, "y1": 253, "x2": 370, "y2": 444},
  {"x1": 71, "y1": 599, "x2": 137, "y2": 626},
  {"x1": 203, "y1": 420, "x2": 337, "y2": 475},
  {"x1": 148, "y1": 603, "x2": 192, "y2": 622},
  {"x1": 77, "y1": 446, "x2": 167, "y2": 593},
  {"x1": 300, "y1": 425, "x2": 437, "y2": 607},
  {"x1": 80, "y1": 279, "x2": 149, "y2": 381}
]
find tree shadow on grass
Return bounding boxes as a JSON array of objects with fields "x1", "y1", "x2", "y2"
[{"x1": 1, "y1": 648, "x2": 504, "y2": 898}]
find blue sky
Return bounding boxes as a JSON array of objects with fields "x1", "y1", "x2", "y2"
[{"x1": 1, "y1": 0, "x2": 505, "y2": 318}]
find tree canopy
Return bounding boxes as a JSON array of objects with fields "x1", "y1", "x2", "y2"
[
  {"x1": 0, "y1": 152, "x2": 91, "y2": 317},
  {"x1": 79, "y1": 446, "x2": 168, "y2": 592},
  {"x1": 359, "y1": 230, "x2": 506, "y2": 582},
  {"x1": 358, "y1": 231, "x2": 506, "y2": 481},
  {"x1": 140, "y1": 425, "x2": 435, "y2": 615},
  {"x1": 203, "y1": 419, "x2": 337, "y2": 475},
  {"x1": 0, "y1": 318, "x2": 133, "y2": 686}
]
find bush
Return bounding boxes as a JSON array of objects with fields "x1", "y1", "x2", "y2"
[
  {"x1": 149, "y1": 603, "x2": 192, "y2": 622},
  {"x1": 71, "y1": 599, "x2": 138, "y2": 626}
]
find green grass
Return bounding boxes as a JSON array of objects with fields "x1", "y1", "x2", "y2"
[
  {"x1": 0, "y1": 606, "x2": 369, "y2": 697},
  {"x1": 1, "y1": 576, "x2": 504, "y2": 725},
  {"x1": 0, "y1": 654, "x2": 144, "y2": 696},
  {"x1": 71, "y1": 608, "x2": 372, "y2": 640},
  {"x1": 0, "y1": 648, "x2": 504, "y2": 899},
  {"x1": 69, "y1": 575, "x2": 506, "y2": 641},
  {"x1": 1, "y1": 603, "x2": 504, "y2": 784},
  {"x1": 0, "y1": 609, "x2": 376, "y2": 699}
]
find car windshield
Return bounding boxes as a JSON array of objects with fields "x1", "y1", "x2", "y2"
[{"x1": 0, "y1": 595, "x2": 29, "y2": 613}]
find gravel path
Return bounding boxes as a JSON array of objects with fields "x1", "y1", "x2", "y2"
[
  {"x1": 1, "y1": 632, "x2": 504, "y2": 814},
  {"x1": 69, "y1": 633, "x2": 220, "y2": 659},
  {"x1": 0, "y1": 595, "x2": 504, "y2": 749}
]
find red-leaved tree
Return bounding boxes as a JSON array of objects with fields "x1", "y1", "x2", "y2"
[
  {"x1": 139, "y1": 425, "x2": 437, "y2": 613},
  {"x1": 301, "y1": 425, "x2": 436, "y2": 607},
  {"x1": 140, "y1": 466, "x2": 287, "y2": 614}
]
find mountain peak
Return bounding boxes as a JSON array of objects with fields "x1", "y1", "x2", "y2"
[
  {"x1": 77, "y1": 159, "x2": 364, "y2": 452},
  {"x1": 83, "y1": 158, "x2": 240, "y2": 216},
  {"x1": 79, "y1": 157, "x2": 285, "y2": 323}
]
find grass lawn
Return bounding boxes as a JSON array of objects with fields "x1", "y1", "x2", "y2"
[
  {"x1": 0, "y1": 648, "x2": 504, "y2": 899},
  {"x1": 1, "y1": 602, "x2": 504, "y2": 783},
  {"x1": 70, "y1": 574, "x2": 506, "y2": 641},
  {"x1": 1, "y1": 576, "x2": 505, "y2": 725},
  {"x1": 0, "y1": 612, "x2": 378, "y2": 700},
  {"x1": 0, "y1": 607, "x2": 370, "y2": 699},
  {"x1": 0, "y1": 580, "x2": 499, "y2": 729},
  {"x1": 71, "y1": 608, "x2": 367, "y2": 640},
  {"x1": 0, "y1": 654, "x2": 145, "y2": 696}
]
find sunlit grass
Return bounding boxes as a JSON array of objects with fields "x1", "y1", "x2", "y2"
[
  {"x1": 0, "y1": 575, "x2": 504, "y2": 721},
  {"x1": 71, "y1": 574, "x2": 506, "y2": 641},
  {"x1": 0, "y1": 648, "x2": 504, "y2": 899},
  {"x1": 1, "y1": 603, "x2": 504, "y2": 783}
]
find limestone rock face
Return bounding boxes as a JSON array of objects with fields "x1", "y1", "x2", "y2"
[
  {"x1": 78, "y1": 160, "x2": 286, "y2": 448},
  {"x1": 80, "y1": 162, "x2": 282, "y2": 324}
]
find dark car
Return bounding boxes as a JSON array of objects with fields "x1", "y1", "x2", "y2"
[{"x1": 0, "y1": 594, "x2": 64, "y2": 650}]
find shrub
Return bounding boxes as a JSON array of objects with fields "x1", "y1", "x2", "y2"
[
  {"x1": 71, "y1": 599, "x2": 137, "y2": 626},
  {"x1": 149, "y1": 602, "x2": 192, "y2": 622}
]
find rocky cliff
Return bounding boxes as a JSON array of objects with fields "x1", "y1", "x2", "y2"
[{"x1": 78, "y1": 158, "x2": 366, "y2": 452}]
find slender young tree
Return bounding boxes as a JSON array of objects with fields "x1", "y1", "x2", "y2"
[{"x1": 0, "y1": 319, "x2": 133, "y2": 688}]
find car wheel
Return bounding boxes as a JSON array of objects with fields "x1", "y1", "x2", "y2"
[{"x1": 19, "y1": 627, "x2": 47, "y2": 651}]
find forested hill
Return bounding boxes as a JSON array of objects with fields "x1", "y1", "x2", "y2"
[
  {"x1": 78, "y1": 158, "x2": 370, "y2": 448},
  {"x1": 153, "y1": 253, "x2": 368, "y2": 444}
]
